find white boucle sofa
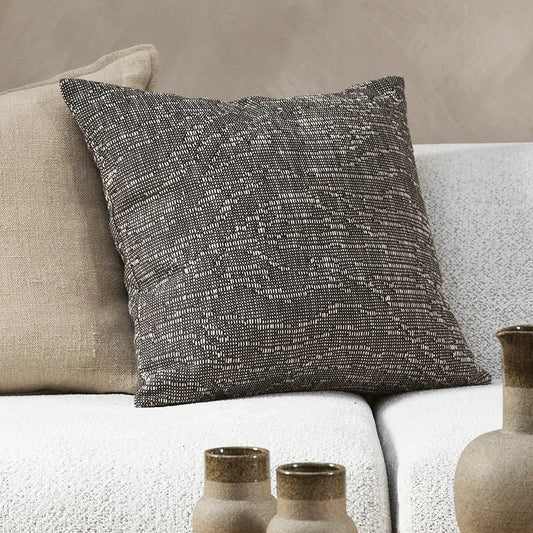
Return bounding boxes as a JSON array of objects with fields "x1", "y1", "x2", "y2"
[{"x1": 1, "y1": 143, "x2": 531, "y2": 533}]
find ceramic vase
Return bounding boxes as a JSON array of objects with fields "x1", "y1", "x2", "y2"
[
  {"x1": 454, "y1": 325, "x2": 533, "y2": 532},
  {"x1": 192, "y1": 446, "x2": 276, "y2": 533},
  {"x1": 267, "y1": 463, "x2": 358, "y2": 533}
]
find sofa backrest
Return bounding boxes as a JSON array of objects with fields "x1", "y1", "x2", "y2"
[{"x1": 414, "y1": 143, "x2": 533, "y2": 378}]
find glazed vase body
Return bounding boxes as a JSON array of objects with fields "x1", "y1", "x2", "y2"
[
  {"x1": 192, "y1": 447, "x2": 276, "y2": 533},
  {"x1": 454, "y1": 326, "x2": 533, "y2": 533},
  {"x1": 267, "y1": 463, "x2": 358, "y2": 533}
]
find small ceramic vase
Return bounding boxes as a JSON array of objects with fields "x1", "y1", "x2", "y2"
[
  {"x1": 192, "y1": 446, "x2": 276, "y2": 533},
  {"x1": 267, "y1": 463, "x2": 358, "y2": 533},
  {"x1": 454, "y1": 325, "x2": 533, "y2": 532}
]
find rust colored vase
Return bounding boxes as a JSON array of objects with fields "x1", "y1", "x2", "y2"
[
  {"x1": 266, "y1": 463, "x2": 358, "y2": 533},
  {"x1": 192, "y1": 447, "x2": 276, "y2": 533},
  {"x1": 454, "y1": 325, "x2": 533, "y2": 532}
]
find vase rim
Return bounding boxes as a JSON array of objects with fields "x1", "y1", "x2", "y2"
[
  {"x1": 276, "y1": 463, "x2": 346, "y2": 500},
  {"x1": 277, "y1": 462, "x2": 345, "y2": 477},
  {"x1": 204, "y1": 446, "x2": 271, "y2": 483},
  {"x1": 496, "y1": 325, "x2": 533, "y2": 337},
  {"x1": 205, "y1": 446, "x2": 269, "y2": 459}
]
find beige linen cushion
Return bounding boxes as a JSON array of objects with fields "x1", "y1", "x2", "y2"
[{"x1": 0, "y1": 45, "x2": 158, "y2": 393}]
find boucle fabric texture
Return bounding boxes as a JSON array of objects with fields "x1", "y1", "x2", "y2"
[
  {"x1": 0, "y1": 45, "x2": 158, "y2": 394},
  {"x1": 61, "y1": 76, "x2": 490, "y2": 407},
  {"x1": 0, "y1": 392, "x2": 392, "y2": 533},
  {"x1": 375, "y1": 382, "x2": 502, "y2": 533},
  {"x1": 414, "y1": 143, "x2": 533, "y2": 378}
]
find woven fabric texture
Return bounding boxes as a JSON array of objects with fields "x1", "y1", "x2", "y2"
[
  {"x1": 0, "y1": 45, "x2": 158, "y2": 394},
  {"x1": 61, "y1": 76, "x2": 490, "y2": 407}
]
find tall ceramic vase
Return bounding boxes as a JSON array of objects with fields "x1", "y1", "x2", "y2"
[
  {"x1": 192, "y1": 446, "x2": 276, "y2": 533},
  {"x1": 454, "y1": 325, "x2": 533, "y2": 532},
  {"x1": 267, "y1": 463, "x2": 358, "y2": 533}
]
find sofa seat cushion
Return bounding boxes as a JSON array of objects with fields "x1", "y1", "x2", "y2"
[
  {"x1": 0, "y1": 392, "x2": 391, "y2": 533},
  {"x1": 374, "y1": 383, "x2": 502, "y2": 533}
]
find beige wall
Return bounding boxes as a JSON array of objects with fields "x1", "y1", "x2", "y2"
[{"x1": 1, "y1": 0, "x2": 532, "y2": 143}]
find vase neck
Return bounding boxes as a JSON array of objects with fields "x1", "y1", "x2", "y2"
[
  {"x1": 497, "y1": 327, "x2": 533, "y2": 434},
  {"x1": 203, "y1": 479, "x2": 272, "y2": 501},
  {"x1": 276, "y1": 497, "x2": 347, "y2": 520},
  {"x1": 503, "y1": 387, "x2": 533, "y2": 434}
]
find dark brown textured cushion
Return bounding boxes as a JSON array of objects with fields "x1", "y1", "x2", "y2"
[{"x1": 61, "y1": 76, "x2": 490, "y2": 406}]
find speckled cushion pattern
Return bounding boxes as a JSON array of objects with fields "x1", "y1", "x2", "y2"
[
  {"x1": 0, "y1": 392, "x2": 391, "y2": 533},
  {"x1": 414, "y1": 143, "x2": 533, "y2": 378},
  {"x1": 61, "y1": 76, "x2": 490, "y2": 407}
]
